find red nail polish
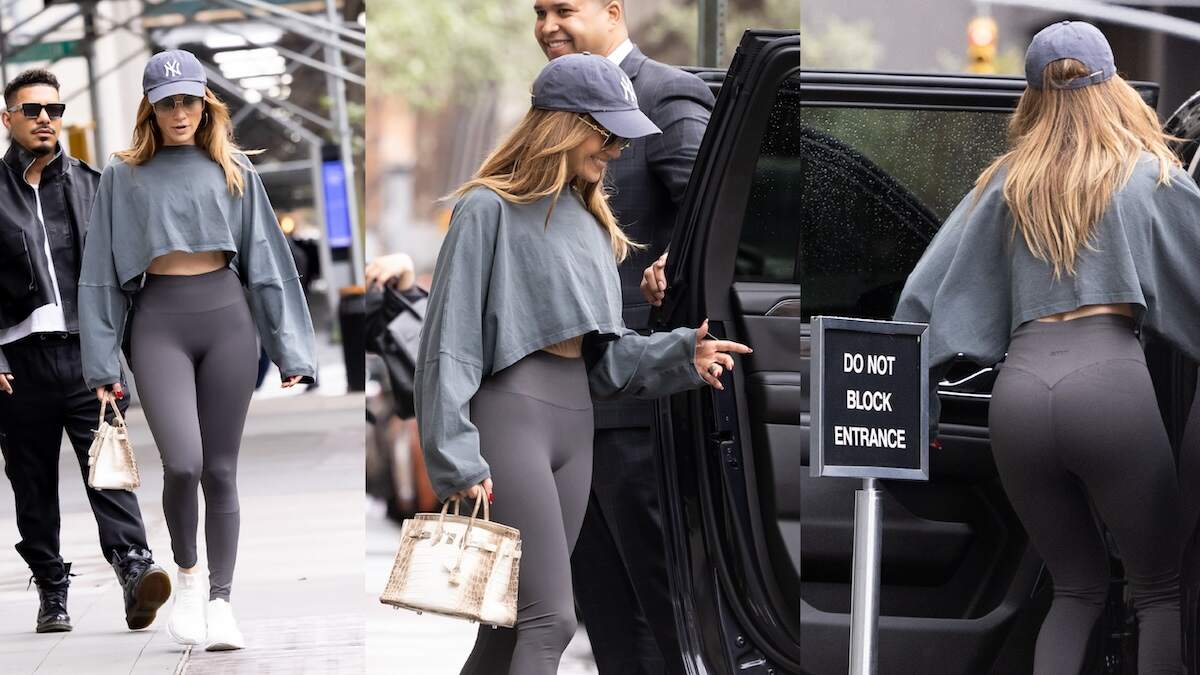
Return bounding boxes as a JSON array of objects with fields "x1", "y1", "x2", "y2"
[{"x1": 488, "y1": 493, "x2": 494, "y2": 504}]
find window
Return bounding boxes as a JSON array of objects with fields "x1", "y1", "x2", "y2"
[{"x1": 734, "y1": 81, "x2": 1011, "y2": 320}]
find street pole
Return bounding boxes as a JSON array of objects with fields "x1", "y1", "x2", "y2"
[
  {"x1": 82, "y1": 1, "x2": 103, "y2": 162},
  {"x1": 849, "y1": 478, "x2": 882, "y2": 675},
  {"x1": 310, "y1": 143, "x2": 339, "y2": 332},
  {"x1": 697, "y1": 0, "x2": 726, "y2": 67},
  {"x1": 324, "y1": 0, "x2": 363, "y2": 286}
]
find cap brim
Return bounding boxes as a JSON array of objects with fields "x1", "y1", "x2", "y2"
[
  {"x1": 146, "y1": 80, "x2": 206, "y2": 104},
  {"x1": 592, "y1": 109, "x2": 660, "y2": 139}
]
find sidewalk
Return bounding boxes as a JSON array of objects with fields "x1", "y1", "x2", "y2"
[{"x1": 0, "y1": 390, "x2": 365, "y2": 675}]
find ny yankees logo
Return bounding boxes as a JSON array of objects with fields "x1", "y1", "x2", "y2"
[
  {"x1": 164, "y1": 59, "x2": 182, "y2": 78},
  {"x1": 619, "y1": 73, "x2": 637, "y2": 106}
]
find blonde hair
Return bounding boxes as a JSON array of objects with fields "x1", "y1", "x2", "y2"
[
  {"x1": 115, "y1": 87, "x2": 252, "y2": 196},
  {"x1": 976, "y1": 58, "x2": 1179, "y2": 277},
  {"x1": 454, "y1": 108, "x2": 641, "y2": 262}
]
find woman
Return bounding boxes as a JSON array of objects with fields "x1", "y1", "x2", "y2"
[
  {"x1": 79, "y1": 49, "x2": 317, "y2": 651},
  {"x1": 895, "y1": 22, "x2": 1199, "y2": 674},
  {"x1": 414, "y1": 54, "x2": 750, "y2": 675}
]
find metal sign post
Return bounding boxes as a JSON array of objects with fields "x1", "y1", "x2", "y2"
[
  {"x1": 849, "y1": 478, "x2": 882, "y2": 675},
  {"x1": 810, "y1": 316, "x2": 930, "y2": 675}
]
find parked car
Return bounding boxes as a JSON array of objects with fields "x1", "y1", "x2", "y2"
[{"x1": 653, "y1": 28, "x2": 1198, "y2": 674}]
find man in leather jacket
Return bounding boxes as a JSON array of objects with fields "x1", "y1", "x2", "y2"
[{"x1": 0, "y1": 69, "x2": 169, "y2": 633}]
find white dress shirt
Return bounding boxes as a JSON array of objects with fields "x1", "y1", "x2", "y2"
[{"x1": 607, "y1": 39, "x2": 634, "y2": 67}]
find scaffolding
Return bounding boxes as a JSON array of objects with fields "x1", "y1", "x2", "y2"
[{"x1": 0, "y1": 0, "x2": 366, "y2": 316}]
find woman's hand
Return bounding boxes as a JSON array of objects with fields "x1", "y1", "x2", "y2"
[
  {"x1": 94, "y1": 382, "x2": 124, "y2": 403},
  {"x1": 281, "y1": 375, "x2": 304, "y2": 388},
  {"x1": 0, "y1": 373, "x2": 13, "y2": 395},
  {"x1": 366, "y1": 253, "x2": 416, "y2": 291},
  {"x1": 694, "y1": 319, "x2": 752, "y2": 390},
  {"x1": 454, "y1": 477, "x2": 494, "y2": 505}
]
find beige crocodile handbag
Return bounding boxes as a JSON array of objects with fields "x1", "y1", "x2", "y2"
[
  {"x1": 86, "y1": 398, "x2": 140, "y2": 491},
  {"x1": 380, "y1": 495, "x2": 521, "y2": 627}
]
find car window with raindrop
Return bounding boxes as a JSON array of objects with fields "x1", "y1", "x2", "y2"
[{"x1": 735, "y1": 77, "x2": 1011, "y2": 320}]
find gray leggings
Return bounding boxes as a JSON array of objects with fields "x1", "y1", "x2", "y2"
[
  {"x1": 459, "y1": 351, "x2": 593, "y2": 675},
  {"x1": 989, "y1": 315, "x2": 1181, "y2": 675},
  {"x1": 130, "y1": 268, "x2": 258, "y2": 601}
]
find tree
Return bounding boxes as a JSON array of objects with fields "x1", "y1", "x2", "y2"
[{"x1": 367, "y1": 1, "x2": 544, "y2": 108}]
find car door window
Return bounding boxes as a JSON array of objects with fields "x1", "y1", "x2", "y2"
[{"x1": 735, "y1": 97, "x2": 1011, "y2": 319}]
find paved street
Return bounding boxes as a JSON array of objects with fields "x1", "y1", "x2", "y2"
[
  {"x1": 0, "y1": 375, "x2": 364, "y2": 674},
  {"x1": 365, "y1": 500, "x2": 598, "y2": 674}
]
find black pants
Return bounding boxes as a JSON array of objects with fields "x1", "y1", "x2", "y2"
[
  {"x1": 0, "y1": 333, "x2": 148, "y2": 580},
  {"x1": 571, "y1": 426, "x2": 683, "y2": 675},
  {"x1": 990, "y1": 316, "x2": 1181, "y2": 675}
]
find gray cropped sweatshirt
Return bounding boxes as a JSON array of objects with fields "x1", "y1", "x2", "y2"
[
  {"x1": 894, "y1": 154, "x2": 1200, "y2": 421},
  {"x1": 415, "y1": 187, "x2": 706, "y2": 501},
  {"x1": 79, "y1": 145, "x2": 317, "y2": 390}
]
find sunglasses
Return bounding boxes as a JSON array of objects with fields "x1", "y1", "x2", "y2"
[
  {"x1": 152, "y1": 95, "x2": 204, "y2": 115},
  {"x1": 579, "y1": 115, "x2": 632, "y2": 151},
  {"x1": 6, "y1": 103, "x2": 66, "y2": 119}
]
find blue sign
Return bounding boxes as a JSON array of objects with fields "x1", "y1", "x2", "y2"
[{"x1": 322, "y1": 159, "x2": 352, "y2": 249}]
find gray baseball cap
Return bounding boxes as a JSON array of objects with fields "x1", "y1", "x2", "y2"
[
  {"x1": 531, "y1": 53, "x2": 660, "y2": 140},
  {"x1": 143, "y1": 49, "x2": 207, "y2": 103},
  {"x1": 1025, "y1": 21, "x2": 1116, "y2": 90}
]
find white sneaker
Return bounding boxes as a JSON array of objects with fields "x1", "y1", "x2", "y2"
[
  {"x1": 205, "y1": 599, "x2": 246, "y2": 651},
  {"x1": 166, "y1": 570, "x2": 206, "y2": 645}
]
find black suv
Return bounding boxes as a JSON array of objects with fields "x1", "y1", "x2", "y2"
[{"x1": 655, "y1": 29, "x2": 1198, "y2": 674}]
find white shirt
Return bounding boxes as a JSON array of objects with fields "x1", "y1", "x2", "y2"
[
  {"x1": 0, "y1": 183, "x2": 68, "y2": 346},
  {"x1": 607, "y1": 39, "x2": 634, "y2": 67}
]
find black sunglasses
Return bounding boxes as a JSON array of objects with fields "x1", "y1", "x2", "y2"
[
  {"x1": 152, "y1": 95, "x2": 204, "y2": 115},
  {"x1": 6, "y1": 103, "x2": 65, "y2": 119},
  {"x1": 579, "y1": 115, "x2": 632, "y2": 151}
]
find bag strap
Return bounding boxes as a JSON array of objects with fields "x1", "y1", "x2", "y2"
[
  {"x1": 98, "y1": 397, "x2": 126, "y2": 429},
  {"x1": 385, "y1": 285, "x2": 427, "y2": 322}
]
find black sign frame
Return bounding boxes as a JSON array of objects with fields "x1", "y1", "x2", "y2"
[{"x1": 810, "y1": 316, "x2": 930, "y2": 481}]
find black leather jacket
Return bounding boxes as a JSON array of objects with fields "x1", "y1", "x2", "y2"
[
  {"x1": 0, "y1": 142, "x2": 98, "y2": 328},
  {"x1": 0, "y1": 142, "x2": 100, "y2": 370}
]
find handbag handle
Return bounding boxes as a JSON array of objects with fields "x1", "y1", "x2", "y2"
[
  {"x1": 96, "y1": 397, "x2": 127, "y2": 429},
  {"x1": 430, "y1": 493, "x2": 490, "y2": 548}
]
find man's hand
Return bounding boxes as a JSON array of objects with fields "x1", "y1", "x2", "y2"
[
  {"x1": 281, "y1": 375, "x2": 303, "y2": 388},
  {"x1": 0, "y1": 373, "x2": 13, "y2": 395},
  {"x1": 641, "y1": 251, "x2": 668, "y2": 306},
  {"x1": 366, "y1": 253, "x2": 416, "y2": 291}
]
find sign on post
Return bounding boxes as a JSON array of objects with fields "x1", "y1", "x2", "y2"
[
  {"x1": 811, "y1": 316, "x2": 929, "y2": 481},
  {"x1": 809, "y1": 316, "x2": 929, "y2": 675}
]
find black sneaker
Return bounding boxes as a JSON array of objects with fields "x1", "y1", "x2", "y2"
[
  {"x1": 31, "y1": 563, "x2": 72, "y2": 633},
  {"x1": 111, "y1": 548, "x2": 171, "y2": 631}
]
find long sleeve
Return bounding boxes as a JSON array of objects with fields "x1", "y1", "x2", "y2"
[
  {"x1": 1135, "y1": 167, "x2": 1200, "y2": 363},
  {"x1": 414, "y1": 190, "x2": 500, "y2": 502},
  {"x1": 586, "y1": 326, "x2": 706, "y2": 400},
  {"x1": 644, "y1": 72, "x2": 714, "y2": 207},
  {"x1": 239, "y1": 167, "x2": 318, "y2": 383},
  {"x1": 78, "y1": 166, "x2": 129, "y2": 390}
]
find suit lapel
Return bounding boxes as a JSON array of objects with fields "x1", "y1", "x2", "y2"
[{"x1": 621, "y1": 45, "x2": 648, "y2": 82}]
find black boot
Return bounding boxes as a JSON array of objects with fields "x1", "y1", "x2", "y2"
[
  {"x1": 31, "y1": 563, "x2": 72, "y2": 633},
  {"x1": 111, "y1": 548, "x2": 171, "y2": 631}
]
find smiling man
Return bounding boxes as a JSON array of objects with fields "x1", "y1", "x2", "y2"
[
  {"x1": 532, "y1": 2, "x2": 715, "y2": 674},
  {"x1": 0, "y1": 69, "x2": 169, "y2": 635}
]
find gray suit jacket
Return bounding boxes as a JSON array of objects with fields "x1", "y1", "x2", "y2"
[{"x1": 596, "y1": 45, "x2": 715, "y2": 428}]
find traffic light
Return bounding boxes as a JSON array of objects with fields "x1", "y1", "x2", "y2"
[{"x1": 967, "y1": 16, "x2": 998, "y2": 74}]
